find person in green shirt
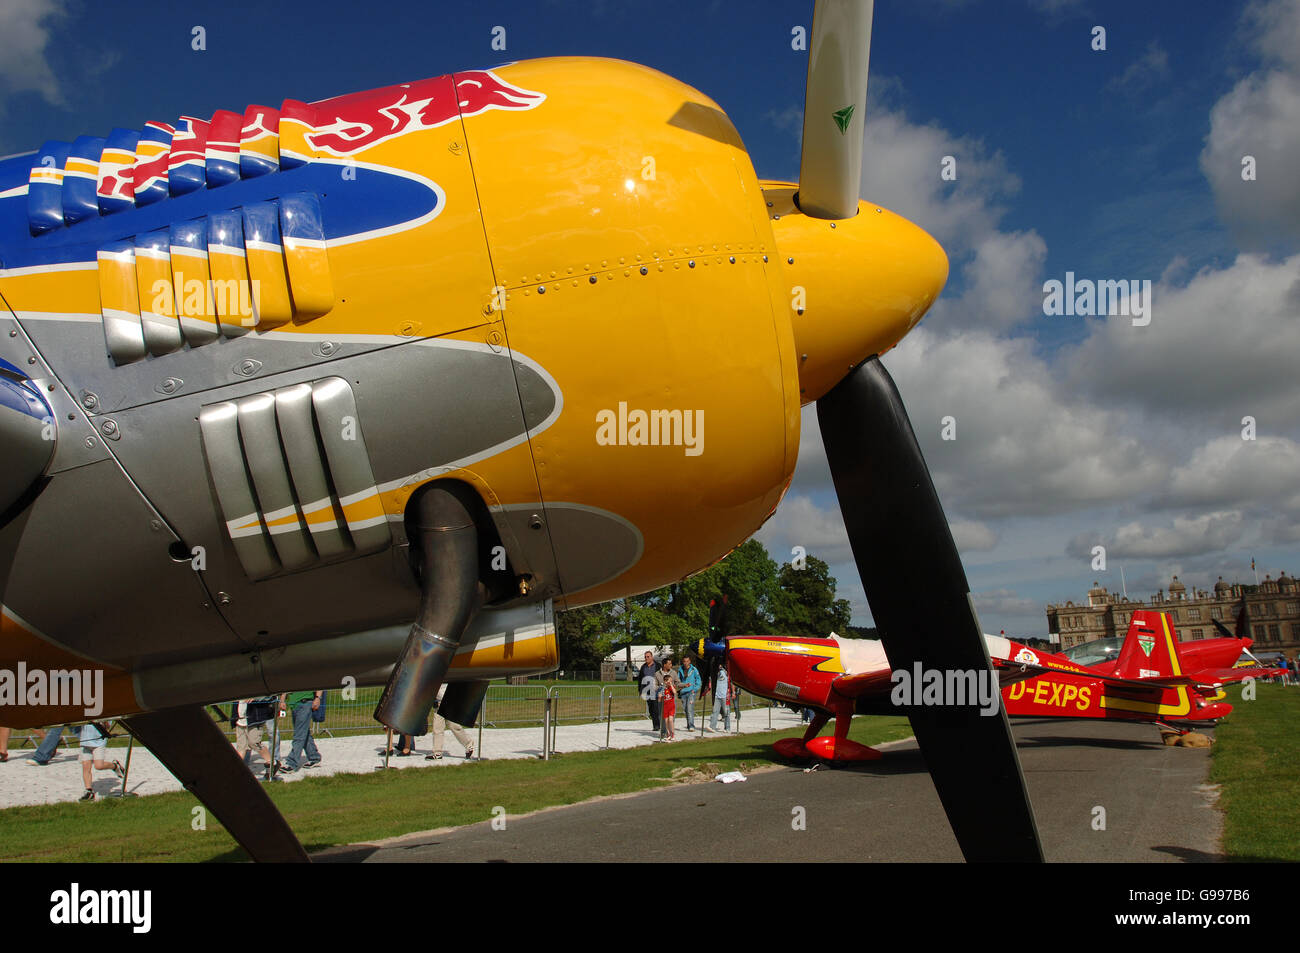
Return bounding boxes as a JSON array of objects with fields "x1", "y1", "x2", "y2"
[{"x1": 280, "y1": 690, "x2": 322, "y2": 772}]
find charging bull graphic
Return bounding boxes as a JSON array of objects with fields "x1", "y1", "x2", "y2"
[{"x1": 305, "y1": 70, "x2": 545, "y2": 157}]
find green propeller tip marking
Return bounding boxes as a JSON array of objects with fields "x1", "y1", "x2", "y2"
[{"x1": 832, "y1": 104, "x2": 855, "y2": 134}]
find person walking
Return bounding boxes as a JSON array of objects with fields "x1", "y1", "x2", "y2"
[
  {"x1": 278, "y1": 689, "x2": 322, "y2": 772},
  {"x1": 677, "y1": 655, "x2": 702, "y2": 731},
  {"x1": 78, "y1": 723, "x2": 123, "y2": 801},
  {"x1": 231, "y1": 698, "x2": 274, "y2": 773},
  {"x1": 426, "y1": 684, "x2": 474, "y2": 760},
  {"x1": 638, "y1": 650, "x2": 660, "y2": 732},
  {"x1": 26, "y1": 724, "x2": 71, "y2": 766}
]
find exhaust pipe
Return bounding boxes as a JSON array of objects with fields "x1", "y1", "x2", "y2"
[{"x1": 374, "y1": 483, "x2": 485, "y2": 736}]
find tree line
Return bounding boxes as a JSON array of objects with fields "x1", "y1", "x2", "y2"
[{"x1": 555, "y1": 539, "x2": 873, "y2": 671}]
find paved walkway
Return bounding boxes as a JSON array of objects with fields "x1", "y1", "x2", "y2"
[{"x1": 0, "y1": 706, "x2": 806, "y2": 809}]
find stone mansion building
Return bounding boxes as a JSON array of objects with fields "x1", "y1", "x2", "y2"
[{"x1": 1046, "y1": 573, "x2": 1300, "y2": 656}]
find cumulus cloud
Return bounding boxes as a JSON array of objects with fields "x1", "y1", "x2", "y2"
[
  {"x1": 1064, "y1": 253, "x2": 1300, "y2": 422},
  {"x1": 859, "y1": 107, "x2": 1026, "y2": 258},
  {"x1": 1201, "y1": 0, "x2": 1300, "y2": 246},
  {"x1": 945, "y1": 229, "x2": 1049, "y2": 330},
  {"x1": 1165, "y1": 435, "x2": 1300, "y2": 509},
  {"x1": 0, "y1": 0, "x2": 64, "y2": 109},
  {"x1": 973, "y1": 588, "x2": 1040, "y2": 619},
  {"x1": 1202, "y1": 72, "x2": 1300, "y2": 246},
  {"x1": 1066, "y1": 511, "x2": 1247, "y2": 559},
  {"x1": 951, "y1": 519, "x2": 999, "y2": 551},
  {"x1": 1247, "y1": 0, "x2": 1300, "y2": 71},
  {"x1": 754, "y1": 493, "x2": 853, "y2": 566},
  {"x1": 886, "y1": 328, "x2": 1168, "y2": 517}
]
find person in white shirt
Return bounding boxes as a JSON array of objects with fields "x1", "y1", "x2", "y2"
[
  {"x1": 426, "y1": 684, "x2": 474, "y2": 760},
  {"x1": 708, "y1": 664, "x2": 733, "y2": 733}
]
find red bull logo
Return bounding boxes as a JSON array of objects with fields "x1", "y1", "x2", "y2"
[{"x1": 306, "y1": 70, "x2": 544, "y2": 157}]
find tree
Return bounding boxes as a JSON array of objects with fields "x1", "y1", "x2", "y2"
[
  {"x1": 557, "y1": 539, "x2": 859, "y2": 667},
  {"x1": 672, "y1": 538, "x2": 782, "y2": 639},
  {"x1": 773, "y1": 554, "x2": 852, "y2": 637},
  {"x1": 555, "y1": 602, "x2": 615, "y2": 670}
]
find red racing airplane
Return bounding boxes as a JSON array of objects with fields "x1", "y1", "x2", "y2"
[{"x1": 701, "y1": 609, "x2": 1282, "y2": 762}]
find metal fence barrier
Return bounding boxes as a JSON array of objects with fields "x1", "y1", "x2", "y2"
[
  {"x1": 15, "y1": 684, "x2": 778, "y2": 748},
  {"x1": 197, "y1": 683, "x2": 777, "y2": 739}
]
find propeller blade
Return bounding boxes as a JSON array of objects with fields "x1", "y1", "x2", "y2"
[
  {"x1": 1211, "y1": 619, "x2": 1238, "y2": 640},
  {"x1": 798, "y1": 0, "x2": 874, "y2": 220},
  {"x1": 817, "y1": 356, "x2": 1043, "y2": 862}
]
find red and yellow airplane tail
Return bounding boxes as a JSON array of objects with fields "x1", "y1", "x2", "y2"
[{"x1": 1113, "y1": 610, "x2": 1182, "y2": 682}]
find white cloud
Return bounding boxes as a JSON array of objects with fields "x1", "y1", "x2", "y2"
[
  {"x1": 951, "y1": 519, "x2": 999, "y2": 551},
  {"x1": 859, "y1": 107, "x2": 1023, "y2": 258},
  {"x1": 887, "y1": 328, "x2": 1168, "y2": 517},
  {"x1": 754, "y1": 493, "x2": 852, "y2": 566},
  {"x1": 1067, "y1": 511, "x2": 1247, "y2": 559},
  {"x1": 1247, "y1": 0, "x2": 1300, "y2": 71},
  {"x1": 1166, "y1": 435, "x2": 1300, "y2": 509},
  {"x1": 945, "y1": 229, "x2": 1049, "y2": 330},
  {"x1": 973, "y1": 588, "x2": 1040, "y2": 619},
  {"x1": 0, "y1": 0, "x2": 64, "y2": 108},
  {"x1": 1202, "y1": 71, "x2": 1300, "y2": 245},
  {"x1": 1065, "y1": 253, "x2": 1300, "y2": 422},
  {"x1": 1201, "y1": 0, "x2": 1300, "y2": 246}
]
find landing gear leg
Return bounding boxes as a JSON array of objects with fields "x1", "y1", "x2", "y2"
[
  {"x1": 124, "y1": 706, "x2": 308, "y2": 862},
  {"x1": 802, "y1": 710, "x2": 830, "y2": 745}
]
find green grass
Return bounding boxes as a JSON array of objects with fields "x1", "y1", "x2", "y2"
[
  {"x1": 1209, "y1": 682, "x2": 1300, "y2": 862},
  {"x1": 0, "y1": 717, "x2": 913, "y2": 862}
]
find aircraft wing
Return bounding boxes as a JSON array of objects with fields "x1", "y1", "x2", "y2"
[
  {"x1": 1191, "y1": 666, "x2": 1286, "y2": 686},
  {"x1": 991, "y1": 658, "x2": 1078, "y2": 688},
  {"x1": 992, "y1": 658, "x2": 1197, "y2": 693},
  {"x1": 829, "y1": 668, "x2": 896, "y2": 699}
]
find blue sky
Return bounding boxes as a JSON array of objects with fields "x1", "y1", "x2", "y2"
[{"x1": 3, "y1": 0, "x2": 1298, "y2": 638}]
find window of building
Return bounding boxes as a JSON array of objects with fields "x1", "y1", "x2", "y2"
[
  {"x1": 1287, "y1": 602, "x2": 1299, "y2": 615},
  {"x1": 1191, "y1": 628, "x2": 1203, "y2": 640},
  {"x1": 1254, "y1": 624, "x2": 1266, "y2": 638},
  {"x1": 1188, "y1": 608, "x2": 1201, "y2": 620},
  {"x1": 1211, "y1": 606, "x2": 1223, "y2": 619},
  {"x1": 1269, "y1": 624, "x2": 1281, "y2": 640}
]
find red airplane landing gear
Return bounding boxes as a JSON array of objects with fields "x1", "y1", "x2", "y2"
[{"x1": 773, "y1": 709, "x2": 883, "y2": 762}]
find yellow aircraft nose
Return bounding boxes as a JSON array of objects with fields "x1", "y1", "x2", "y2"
[{"x1": 765, "y1": 184, "x2": 949, "y2": 403}]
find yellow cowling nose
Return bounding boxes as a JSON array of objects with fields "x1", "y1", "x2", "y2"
[{"x1": 762, "y1": 182, "x2": 949, "y2": 404}]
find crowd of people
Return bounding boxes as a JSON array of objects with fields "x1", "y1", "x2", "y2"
[
  {"x1": 636, "y1": 651, "x2": 738, "y2": 741},
  {"x1": 0, "y1": 680, "x2": 477, "y2": 800},
  {"x1": 230, "y1": 682, "x2": 473, "y2": 779}
]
